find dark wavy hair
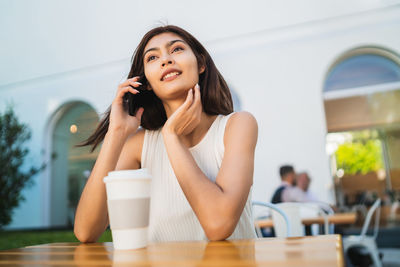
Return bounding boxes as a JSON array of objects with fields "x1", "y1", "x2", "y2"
[{"x1": 81, "y1": 25, "x2": 233, "y2": 151}]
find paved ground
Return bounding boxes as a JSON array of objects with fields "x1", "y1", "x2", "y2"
[
  {"x1": 380, "y1": 248, "x2": 400, "y2": 267},
  {"x1": 345, "y1": 247, "x2": 400, "y2": 266}
]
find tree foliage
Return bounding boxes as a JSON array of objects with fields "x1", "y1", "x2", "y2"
[
  {"x1": 0, "y1": 107, "x2": 41, "y2": 228},
  {"x1": 335, "y1": 132, "x2": 384, "y2": 175}
]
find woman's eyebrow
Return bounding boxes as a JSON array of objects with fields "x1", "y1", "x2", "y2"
[{"x1": 143, "y1": 39, "x2": 186, "y2": 58}]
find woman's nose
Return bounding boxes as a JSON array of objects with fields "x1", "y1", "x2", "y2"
[
  {"x1": 162, "y1": 60, "x2": 173, "y2": 67},
  {"x1": 161, "y1": 55, "x2": 173, "y2": 67}
]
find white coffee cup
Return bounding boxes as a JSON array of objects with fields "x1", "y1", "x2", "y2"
[{"x1": 104, "y1": 169, "x2": 152, "y2": 250}]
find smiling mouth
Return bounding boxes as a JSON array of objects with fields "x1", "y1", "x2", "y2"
[{"x1": 161, "y1": 71, "x2": 181, "y2": 81}]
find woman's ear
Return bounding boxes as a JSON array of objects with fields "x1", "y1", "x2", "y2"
[
  {"x1": 199, "y1": 55, "x2": 206, "y2": 74},
  {"x1": 199, "y1": 65, "x2": 206, "y2": 74}
]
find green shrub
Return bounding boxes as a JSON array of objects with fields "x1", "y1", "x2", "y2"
[
  {"x1": 0, "y1": 107, "x2": 42, "y2": 228},
  {"x1": 335, "y1": 135, "x2": 383, "y2": 175}
]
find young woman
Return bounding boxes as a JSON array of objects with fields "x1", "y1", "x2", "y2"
[{"x1": 74, "y1": 25, "x2": 258, "y2": 243}]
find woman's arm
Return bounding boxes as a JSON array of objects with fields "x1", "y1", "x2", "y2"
[
  {"x1": 162, "y1": 88, "x2": 258, "y2": 240},
  {"x1": 74, "y1": 78, "x2": 144, "y2": 243}
]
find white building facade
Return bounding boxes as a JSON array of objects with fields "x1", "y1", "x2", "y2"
[{"x1": 1, "y1": 0, "x2": 400, "y2": 229}]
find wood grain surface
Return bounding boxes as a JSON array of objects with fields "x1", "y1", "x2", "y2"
[{"x1": 0, "y1": 235, "x2": 344, "y2": 266}]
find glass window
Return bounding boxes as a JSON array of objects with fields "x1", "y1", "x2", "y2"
[{"x1": 324, "y1": 54, "x2": 400, "y2": 92}]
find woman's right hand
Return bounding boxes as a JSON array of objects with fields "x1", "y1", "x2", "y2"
[{"x1": 108, "y1": 76, "x2": 144, "y2": 137}]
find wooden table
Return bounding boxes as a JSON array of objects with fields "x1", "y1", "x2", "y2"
[
  {"x1": 0, "y1": 235, "x2": 344, "y2": 266},
  {"x1": 256, "y1": 212, "x2": 357, "y2": 228}
]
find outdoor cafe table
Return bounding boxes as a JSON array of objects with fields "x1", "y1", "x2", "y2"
[
  {"x1": 0, "y1": 235, "x2": 345, "y2": 266},
  {"x1": 256, "y1": 212, "x2": 357, "y2": 229}
]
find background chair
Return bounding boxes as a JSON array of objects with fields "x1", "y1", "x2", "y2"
[
  {"x1": 389, "y1": 200, "x2": 399, "y2": 222},
  {"x1": 275, "y1": 202, "x2": 331, "y2": 237},
  {"x1": 273, "y1": 202, "x2": 304, "y2": 237},
  {"x1": 303, "y1": 202, "x2": 334, "y2": 235},
  {"x1": 343, "y1": 198, "x2": 382, "y2": 267},
  {"x1": 252, "y1": 201, "x2": 291, "y2": 238},
  {"x1": 314, "y1": 201, "x2": 336, "y2": 234}
]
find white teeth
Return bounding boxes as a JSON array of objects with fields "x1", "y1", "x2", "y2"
[{"x1": 163, "y1": 72, "x2": 180, "y2": 80}]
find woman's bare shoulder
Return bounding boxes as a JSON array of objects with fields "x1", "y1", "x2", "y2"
[
  {"x1": 224, "y1": 111, "x2": 258, "y2": 146},
  {"x1": 116, "y1": 128, "x2": 146, "y2": 170},
  {"x1": 128, "y1": 127, "x2": 146, "y2": 141},
  {"x1": 227, "y1": 111, "x2": 258, "y2": 130},
  {"x1": 127, "y1": 128, "x2": 146, "y2": 156}
]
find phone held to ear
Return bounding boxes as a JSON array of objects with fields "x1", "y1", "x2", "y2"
[{"x1": 123, "y1": 78, "x2": 152, "y2": 116}]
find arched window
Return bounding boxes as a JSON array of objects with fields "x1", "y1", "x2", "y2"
[
  {"x1": 324, "y1": 54, "x2": 400, "y2": 93},
  {"x1": 323, "y1": 47, "x2": 400, "y2": 131}
]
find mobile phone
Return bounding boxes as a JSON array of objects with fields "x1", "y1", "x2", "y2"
[{"x1": 123, "y1": 78, "x2": 151, "y2": 116}]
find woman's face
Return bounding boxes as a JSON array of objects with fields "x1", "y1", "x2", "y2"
[{"x1": 143, "y1": 32, "x2": 204, "y2": 101}]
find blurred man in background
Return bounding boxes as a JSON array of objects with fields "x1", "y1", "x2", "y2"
[
  {"x1": 282, "y1": 172, "x2": 318, "y2": 202},
  {"x1": 271, "y1": 165, "x2": 296, "y2": 203}
]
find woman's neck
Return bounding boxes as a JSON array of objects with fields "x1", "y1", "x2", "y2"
[
  {"x1": 182, "y1": 112, "x2": 217, "y2": 148},
  {"x1": 163, "y1": 98, "x2": 185, "y2": 118},
  {"x1": 162, "y1": 99, "x2": 217, "y2": 148}
]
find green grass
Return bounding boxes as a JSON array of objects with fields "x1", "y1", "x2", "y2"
[{"x1": 0, "y1": 229, "x2": 112, "y2": 250}]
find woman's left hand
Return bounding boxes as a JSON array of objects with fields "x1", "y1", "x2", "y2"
[{"x1": 162, "y1": 84, "x2": 202, "y2": 136}]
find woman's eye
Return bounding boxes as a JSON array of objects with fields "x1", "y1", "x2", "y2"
[
  {"x1": 147, "y1": 55, "x2": 156, "y2": 62},
  {"x1": 172, "y1": 46, "x2": 183, "y2": 53}
]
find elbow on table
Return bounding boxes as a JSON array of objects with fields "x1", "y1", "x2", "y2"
[
  {"x1": 204, "y1": 220, "x2": 236, "y2": 241},
  {"x1": 74, "y1": 226, "x2": 98, "y2": 243}
]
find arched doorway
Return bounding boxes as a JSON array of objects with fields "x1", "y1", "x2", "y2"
[
  {"x1": 323, "y1": 47, "x2": 400, "y2": 209},
  {"x1": 46, "y1": 101, "x2": 100, "y2": 228}
]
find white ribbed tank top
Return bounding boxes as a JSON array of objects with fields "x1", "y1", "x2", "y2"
[{"x1": 141, "y1": 113, "x2": 256, "y2": 243}]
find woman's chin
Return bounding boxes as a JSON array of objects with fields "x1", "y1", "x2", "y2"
[{"x1": 158, "y1": 84, "x2": 195, "y2": 99}]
